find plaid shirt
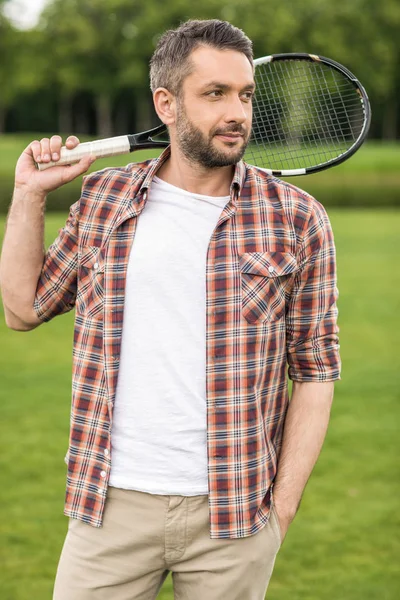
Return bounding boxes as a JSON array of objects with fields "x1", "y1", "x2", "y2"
[{"x1": 34, "y1": 147, "x2": 340, "y2": 539}]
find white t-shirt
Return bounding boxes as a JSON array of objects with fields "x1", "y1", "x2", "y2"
[{"x1": 109, "y1": 175, "x2": 229, "y2": 495}]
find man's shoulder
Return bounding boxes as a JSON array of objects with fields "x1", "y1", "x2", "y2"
[
  {"x1": 82, "y1": 157, "x2": 155, "y2": 192},
  {"x1": 246, "y1": 164, "x2": 331, "y2": 234},
  {"x1": 76, "y1": 158, "x2": 157, "y2": 240}
]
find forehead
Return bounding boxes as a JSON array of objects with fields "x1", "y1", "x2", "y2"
[{"x1": 185, "y1": 46, "x2": 254, "y2": 87}]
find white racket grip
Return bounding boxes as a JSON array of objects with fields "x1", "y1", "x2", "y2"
[{"x1": 37, "y1": 135, "x2": 131, "y2": 170}]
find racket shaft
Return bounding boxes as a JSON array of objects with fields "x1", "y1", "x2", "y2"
[{"x1": 37, "y1": 135, "x2": 131, "y2": 171}]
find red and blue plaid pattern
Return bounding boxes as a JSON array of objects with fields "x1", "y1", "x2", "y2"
[{"x1": 34, "y1": 148, "x2": 340, "y2": 539}]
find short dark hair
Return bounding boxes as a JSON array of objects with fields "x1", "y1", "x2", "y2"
[{"x1": 149, "y1": 19, "x2": 253, "y2": 95}]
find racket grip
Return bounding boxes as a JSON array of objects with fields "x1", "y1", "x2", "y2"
[{"x1": 37, "y1": 135, "x2": 131, "y2": 170}]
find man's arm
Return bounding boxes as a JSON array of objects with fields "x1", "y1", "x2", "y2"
[
  {"x1": 1, "y1": 187, "x2": 46, "y2": 330},
  {"x1": 272, "y1": 381, "x2": 334, "y2": 542},
  {"x1": 0, "y1": 135, "x2": 94, "y2": 330},
  {"x1": 274, "y1": 199, "x2": 341, "y2": 542}
]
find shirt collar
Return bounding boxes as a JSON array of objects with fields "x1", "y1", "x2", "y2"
[{"x1": 138, "y1": 146, "x2": 247, "y2": 201}]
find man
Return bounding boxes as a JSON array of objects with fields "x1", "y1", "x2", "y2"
[{"x1": 0, "y1": 19, "x2": 340, "y2": 600}]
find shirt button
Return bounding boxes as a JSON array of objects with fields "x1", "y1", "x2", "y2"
[
  {"x1": 93, "y1": 262, "x2": 99, "y2": 270},
  {"x1": 104, "y1": 449, "x2": 109, "y2": 456},
  {"x1": 268, "y1": 265, "x2": 275, "y2": 274},
  {"x1": 100, "y1": 470, "x2": 107, "y2": 478}
]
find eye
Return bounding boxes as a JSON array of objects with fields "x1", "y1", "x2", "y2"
[
  {"x1": 208, "y1": 90, "x2": 223, "y2": 98},
  {"x1": 241, "y1": 91, "x2": 254, "y2": 102}
]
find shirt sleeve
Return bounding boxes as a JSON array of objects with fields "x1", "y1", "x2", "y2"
[
  {"x1": 33, "y1": 202, "x2": 79, "y2": 323},
  {"x1": 286, "y1": 201, "x2": 341, "y2": 382}
]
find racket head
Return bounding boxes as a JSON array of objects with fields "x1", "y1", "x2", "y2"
[{"x1": 246, "y1": 53, "x2": 371, "y2": 176}]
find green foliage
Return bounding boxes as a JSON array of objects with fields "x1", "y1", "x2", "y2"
[
  {"x1": 0, "y1": 10, "x2": 19, "y2": 109},
  {"x1": 1, "y1": 210, "x2": 399, "y2": 599},
  {"x1": 0, "y1": 0, "x2": 399, "y2": 138}
]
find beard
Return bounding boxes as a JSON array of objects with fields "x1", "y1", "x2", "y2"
[{"x1": 175, "y1": 100, "x2": 250, "y2": 169}]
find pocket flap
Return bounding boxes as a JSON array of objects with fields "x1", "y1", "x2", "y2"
[{"x1": 239, "y1": 252, "x2": 298, "y2": 277}]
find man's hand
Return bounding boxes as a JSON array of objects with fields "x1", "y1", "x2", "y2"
[
  {"x1": 271, "y1": 381, "x2": 335, "y2": 545},
  {"x1": 1, "y1": 134, "x2": 94, "y2": 330},
  {"x1": 15, "y1": 135, "x2": 95, "y2": 198},
  {"x1": 273, "y1": 496, "x2": 296, "y2": 544}
]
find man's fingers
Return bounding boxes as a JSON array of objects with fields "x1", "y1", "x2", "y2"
[
  {"x1": 65, "y1": 136, "x2": 80, "y2": 148},
  {"x1": 39, "y1": 138, "x2": 52, "y2": 163},
  {"x1": 25, "y1": 135, "x2": 80, "y2": 165},
  {"x1": 16, "y1": 135, "x2": 93, "y2": 194},
  {"x1": 29, "y1": 140, "x2": 42, "y2": 162},
  {"x1": 61, "y1": 155, "x2": 96, "y2": 184},
  {"x1": 49, "y1": 135, "x2": 63, "y2": 161}
]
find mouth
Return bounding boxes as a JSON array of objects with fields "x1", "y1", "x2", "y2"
[{"x1": 214, "y1": 132, "x2": 244, "y2": 143}]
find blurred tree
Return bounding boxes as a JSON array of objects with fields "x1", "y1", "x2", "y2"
[
  {"x1": 38, "y1": 0, "x2": 192, "y2": 135},
  {"x1": 303, "y1": 0, "x2": 400, "y2": 139},
  {"x1": 2, "y1": 0, "x2": 399, "y2": 138},
  {"x1": 0, "y1": 2, "x2": 49, "y2": 134},
  {"x1": 0, "y1": 3, "x2": 18, "y2": 133},
  {"x1": 224, "y1": 0, "x2": 400, "y2": 140},
  {"x1": 38, "y1": 0, "x2": 111, "y2": 135},
  {"x1": 37, "y1": 0, "x2": 239, "y2": 135}
]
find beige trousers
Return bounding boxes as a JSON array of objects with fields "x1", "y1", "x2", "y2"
[{"x1": 53, "y1": 486, "x2": 281, "y2": 600}]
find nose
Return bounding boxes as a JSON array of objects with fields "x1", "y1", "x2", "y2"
[{"x1": 224, "y1": 95, "x2": 249, "y2": 124}]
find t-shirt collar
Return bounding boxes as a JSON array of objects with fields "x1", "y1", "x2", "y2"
[{"x1": 139, "y1": 146, "x2": 247, "y2": 201}]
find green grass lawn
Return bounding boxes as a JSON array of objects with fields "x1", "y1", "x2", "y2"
[{"x1": 1, "y1": 209, "x2": 399, "y2": 599}]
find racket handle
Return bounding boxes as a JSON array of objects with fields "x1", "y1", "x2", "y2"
[{"x1": 37, "y1": 135, "x2": 131, "y2": 171}]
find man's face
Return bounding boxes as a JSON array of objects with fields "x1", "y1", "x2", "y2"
[{"x1": 174, "y1": 46, "x2": 255, "y2": 169}]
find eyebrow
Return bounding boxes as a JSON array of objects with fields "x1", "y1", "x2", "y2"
[{"x1": 202, "y1": 81, "x2": 256, "y2": 92}]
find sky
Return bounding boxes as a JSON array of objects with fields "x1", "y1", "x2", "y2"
[{"x1": 4, "y1": 0, "x2": 49, "y2": 29}]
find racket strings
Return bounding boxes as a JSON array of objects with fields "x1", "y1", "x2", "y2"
[{"x1": 247, "y1": 59, "x2": 366, "y2": 170}]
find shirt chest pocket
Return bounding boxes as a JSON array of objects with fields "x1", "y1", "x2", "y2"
[
  {"x1": 239, "y1": 251, "x2": 298, "y2": 324},
  {"x1": 76, "y1": 246, "x2": 105, "y2": 319}
]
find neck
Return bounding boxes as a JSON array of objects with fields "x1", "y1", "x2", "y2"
[{"x1": 156, "y1": 145, "x2": 235, "y2": 197}]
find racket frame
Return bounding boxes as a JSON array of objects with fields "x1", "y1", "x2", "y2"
[{"x1": 252, "y1": 53, "x2": 371, "y2": 176}]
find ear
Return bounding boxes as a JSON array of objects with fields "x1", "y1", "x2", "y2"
[{"x1": 153, "y1": 87, "x2": 176, "y2": 126}]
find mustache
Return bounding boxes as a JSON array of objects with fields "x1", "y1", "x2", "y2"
[{"x1": 213, "y1": 125, "x2": 248, "y2": 136}]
